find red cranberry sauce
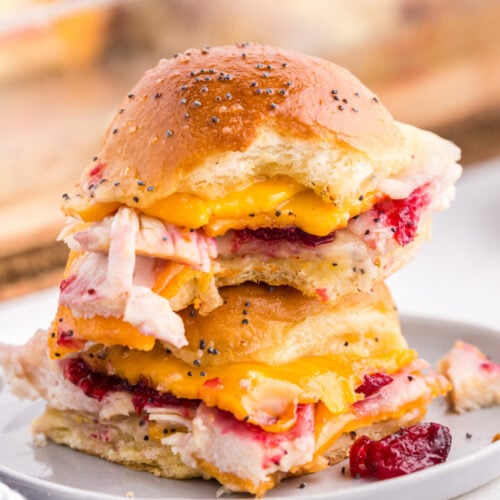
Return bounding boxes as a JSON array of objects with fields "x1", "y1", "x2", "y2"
[
  {"x1": 63, "y1": 358, "x2": 198, "y2": 415},
  {"x1": 230, "y1": 184, "x2": 431, "y2": 251},
  {"x1": 232, "y1": 227, "x2": 335, "y2": 249},
  {"x1": 349, "y1": 422, "x2": 452, "y2": 479},
  {"x1": 372, "y1": 184, "x2": 431, "y2": 246},
  {"x1": 355, "y1": 372, "x2": 394, "y2": 397}
]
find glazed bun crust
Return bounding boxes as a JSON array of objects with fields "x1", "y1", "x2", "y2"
[
  {"x1": 73, "y1": 43, "x2": 407, "y2": 208},
  {"x1": 170, "y1": 282, "x2": 405, "y2": 367}
]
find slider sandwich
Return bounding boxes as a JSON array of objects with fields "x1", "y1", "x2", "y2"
[
  {"x1": 1, "y1": 283, "x2": 450, "y2": 496},
  {"x1": 0, "y1": 43, "x2": 460, "y2": 496},
  {"x1": 56, "y1": 43, "x2": 461, "y2": 350}
]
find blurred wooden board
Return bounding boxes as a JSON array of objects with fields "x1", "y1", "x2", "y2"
[
  {"x1": 0, "y1": 57, "x2": 151, "y2": 251},
  {"x1": 0, "y1": 190, "x2": 64, "y2": 259},
  {"x1": 0, "y1": 62, "x2": 146, "y2": 299},
  {"x1": 378, "y1": 45, "x2": 500, "y2": 130}
]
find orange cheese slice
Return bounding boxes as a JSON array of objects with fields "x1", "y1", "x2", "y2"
[
  {"x1": 64, "y1": 195, "x2": 119, "y2": 222},
  {"x1": 68, "y1": 177, "x2": 380, "y2": 237},
  {"x1": 152, "y1": 261, "x2": 201, "y2": 298},
  {"x1": 82, "y1": 343, "x2": 417, "y2": 433},
  {"x1": 48, "y1": 306, "x2": 156, "y2": 358}
]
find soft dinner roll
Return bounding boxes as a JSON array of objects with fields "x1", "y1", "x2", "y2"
[{"x1": 45, "y1": 281, "x2": 404, "y2": 364}]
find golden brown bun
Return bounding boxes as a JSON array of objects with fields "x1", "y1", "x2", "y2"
[
  {"x1": 34, "y1": 406, "x2": 421, "y2": 489},
  {"x1": 169, "y1": 282, "x2": 405, "y2": 367},
  {"x1": 67, "y1": 43, "x2": 407, "y2": 209},
  {"x1": 33, "y1": 407, "x2": 198, "y2": 480}
]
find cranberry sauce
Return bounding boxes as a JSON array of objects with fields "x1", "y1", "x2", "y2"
[
  {"x1": 63, "y1": 358, "x2": 199, "y2": 415},
  {"x1": 231, "y1": 184, "x2": 431, "y2": 250},
  {"x1": 355, "y1": 372, "x2": 394, "y2": 397},
  {"x1": 373, "y1": 184, "x2": 431, "y2": 246},
  {"x1": 233, "y1": 227, "x2": 336, "y2": 248},
  {"x1": 349, "y1": 422, "x2": 452, "y2": 479}
]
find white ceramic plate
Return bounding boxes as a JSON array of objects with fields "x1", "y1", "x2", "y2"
[{"x1": 0, "y1": 316, "x2": 499, "y2": 500}]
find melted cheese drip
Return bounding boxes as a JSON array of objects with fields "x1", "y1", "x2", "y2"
[
  {"x1": 81, "y1": 343, "x2": 416, "y2": 433},
  {"x1": 152, "y1": 261, "x2": 201, "y2": 298},
  {"x1": 49, "y1": 306, "x2": 156, "y2": 357},
  {"x1": 71, "y1": 178, "x2": 380, "y2": 237},
  {"x1": 197, "y1": 458, "x2": 272, "y2": 497},
  {"x1": 65, "y1": 195, "x2": 120, "y2": 222},
  {"x1": 204, "y1": 189, "x2": 378, "y2": 237}
]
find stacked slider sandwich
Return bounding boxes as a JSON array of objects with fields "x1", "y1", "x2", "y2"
[{"x1": 0, "y1": 44, "x2": 461, "y2": 496}]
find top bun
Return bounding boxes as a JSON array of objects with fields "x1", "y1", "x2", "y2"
[{"x1": 69, "y1": 43, "x2": 408, "y2": 211}]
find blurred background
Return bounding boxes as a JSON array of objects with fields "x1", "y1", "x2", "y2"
[{"x1": 1, "y1": 0, "x2": 500, "y2": 300}]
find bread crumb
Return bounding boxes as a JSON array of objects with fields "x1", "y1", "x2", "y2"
[{"x1": 33, "y1": 434, "x2": 47, "y2": 446}]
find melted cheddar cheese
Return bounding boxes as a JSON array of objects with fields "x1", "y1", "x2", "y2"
[
  {"x1": 48, "y1": 306, "x2": 156, "y2": 357},
  {"x1": 70, "y1": 177, "x2": 380, "y2": 237},
  {"x1": 152, "y1": 261, "x2": 202, "y2": 298},
  {"x1": 81, "y1": 342, "x2": 416, "y2": 433},
  {"x1": 64, "y1": 195, "x2": 120, "y2": 222},
  {"x1": 203, "y1": 188, "x2": 378, "y2": 237},
  {"x1": 313, "y1": 399, "x2": 426, "y2": 459}
]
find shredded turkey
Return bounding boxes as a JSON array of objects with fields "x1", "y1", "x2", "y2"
[
  {"x1": 437, "y1": 340, "x2": 500, "y2": 413},
  {"x1": 123, "y1": 286, "x2": 185, "y2": 348},
  {"x1": 60, "y1": 211, "x2": 217, "y2": 272},
  {"x1": 352, "y1": 360, "x2": 450, "y2": 418},
  {"x1": 0, "y1": 330, "x2": 101, "y2": 414},
  {"x1": 107, "y1": 206, "x2": 138, "y2": 289},
  {"x1": 163, "y1": 403, "x2": 315, "y2": 492},
  {"x1": 59, "y1": 207, "x2": 187, "y2": 348}
]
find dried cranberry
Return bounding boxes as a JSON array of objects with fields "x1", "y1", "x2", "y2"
[
  {"x1": 373, "y1": 184, "x2": 431, "y2": 246},
  {"x1": 234, "y1": 227, "x2": 335, "y2": 247},
  {"x1": 349, "y1": 422, "x2": 452, "y2": 479},
  {"x1": 355, "y1": 372, "x2": 394, "y2": 397}
]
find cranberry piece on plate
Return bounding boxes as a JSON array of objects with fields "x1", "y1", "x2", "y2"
[{"x1": 349, "y1": 422, "x2": 452, "y2": 479}]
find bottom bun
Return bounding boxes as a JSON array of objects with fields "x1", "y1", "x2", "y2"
[
  {"x1": 34, "y1": 407, "x2": 199, "y2": 480},
  {"x1": 322, "y1": 417, "x2": 420, "y2": 466},
  {"x1": 34, "y1": 405, "x2": 422, "y2": 495}
]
